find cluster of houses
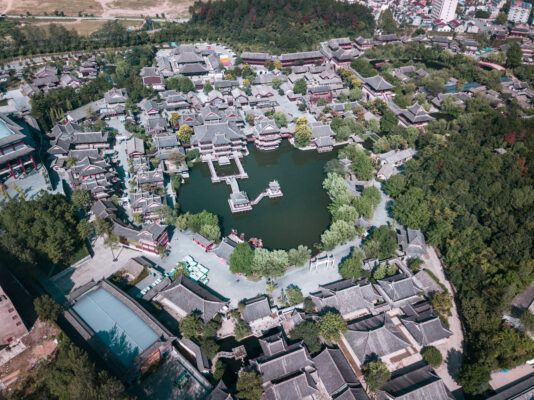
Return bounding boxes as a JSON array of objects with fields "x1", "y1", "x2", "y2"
[
  {"x1": 104, "y1": 222, "x2": 455, "y2": 400},
  {"x1": 21, "y1": 56, "x2": 100, "y2": 97}
]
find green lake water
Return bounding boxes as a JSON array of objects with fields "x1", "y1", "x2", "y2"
[{"x1": 178, "y1": 141, "x2": 337, "y2": 250}]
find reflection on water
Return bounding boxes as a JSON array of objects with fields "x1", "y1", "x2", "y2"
[{"x1": 179, "y1": 141, "x2": 337, "y2": 250}]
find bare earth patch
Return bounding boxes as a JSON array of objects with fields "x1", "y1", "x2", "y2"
[
  {"x1": 1, "y1": 0, "x2": 193, "y2": 18},
  {"x1": 0, "y1": 320, "x2": 60, "y2": 390}
]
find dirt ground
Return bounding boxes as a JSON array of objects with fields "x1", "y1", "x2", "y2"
[
  {"x1": 0, "y1": 320, "x2": 60, "y2": 390},
  {"x1": 0, "y1": 0, "x2": 193, "y2": 18}
]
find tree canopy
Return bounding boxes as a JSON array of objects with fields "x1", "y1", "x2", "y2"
[
  {"x1": 0, "y1": 193, "x2": 86, "y2": 266},
  {"x1": 388, "y1": 106, "x2": 534, "y2": 394}
]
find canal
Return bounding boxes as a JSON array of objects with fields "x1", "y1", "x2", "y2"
[{"x1": 178, "y1": 141, "x2": 337, "y2": 250}]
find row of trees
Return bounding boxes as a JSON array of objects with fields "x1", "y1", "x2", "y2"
[
  {"x1": 320, "y1": 170, "x2": 381, "y2": 250},
  {"x1": 176, "y1": 210, "x2": 222, "y2": 241},
  {"x1": 229, "y1": 242, "x2": 312, "y2": 278}
]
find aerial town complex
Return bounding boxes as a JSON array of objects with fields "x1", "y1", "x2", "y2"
[{"x1": 0, "y1": 0, "x2": 532, "y2": 400}]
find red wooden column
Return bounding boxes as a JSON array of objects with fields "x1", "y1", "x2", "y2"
[
  {"x1": 29, "y1": 154, "x2": 37, "y2": 169},
  {"x1": 7, "y1": 162, "x2": 14, "y2": 178},
  {"x1": 18, "y1": 158, "x2": 26, "y2": 174}
]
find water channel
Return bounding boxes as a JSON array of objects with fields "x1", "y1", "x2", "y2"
[{"x1": 178, "y1": 141, "x2": 338, "y2": 250}]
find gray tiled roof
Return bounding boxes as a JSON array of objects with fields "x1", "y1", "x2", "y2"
[
  {"x1": 377, "y1": 274, "x2": 422, "y2": 304},
  {"x1": 379, "y1": 365, "x2": 454, "y2": 400},
  {"x1": 335, "y1": 386, "x2": 370, "y2": 400},
  {"x1": 363, "y1": 76, "x2": 394, "y2": 92},
  {"x1": 402, "y1": 316, "x2": 452, "y2": 347},
  {"x1": 157, "y1": 274, "x2": 227, "y2": 322},
  {"x1": 310, "y1": 279, "x2": 383, "y2": 317},
  {"x1": 72, "y1": 131, "x2": 108, "y2": 144},
  {"x1": 191, "y1": 122, "x2": 245, "y2": 145},
  {"x1": 259, "y1": 332, "x2": 288, "y2": 357},
  {"x1": 344, "y1": 313, "x2": 411, "y2": 362},
  {"x1": 241, "y1": 296, "x2": 271, "y2": 323},
  {"x1": 253, "y1": 343, "x2": 314, "y2": 383},
  {"x1": 263, "y1": 371, "x2": 318, "y2": 400},
  {"x1": 313, "y1": 348, "x2": 360, "y2": 395}
]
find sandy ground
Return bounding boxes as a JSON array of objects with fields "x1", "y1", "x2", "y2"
[{"x1": 1, "y1": 0, "x2": 193, "y2": 18}]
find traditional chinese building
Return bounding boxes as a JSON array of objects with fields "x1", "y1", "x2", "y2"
[{"x1": 0, "y1": 114, "x2": 37, "y2": 181}]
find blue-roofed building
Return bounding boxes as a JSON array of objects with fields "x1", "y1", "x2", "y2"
[{"x1": 65, "y1": 280, "x2": 175, "y2": 381}]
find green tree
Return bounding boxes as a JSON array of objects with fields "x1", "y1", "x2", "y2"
[
  {"x1": 286, "y1": 285, "x2": 304, "y2": 305},
  {"x1": 288, "y1": 245, "x2": 311, "y2": 266},
  {"x1": 166, "y1": 75, "x2": 195, "y2": 92},
  {"x1": 234, "y1": 317, "x2": 251, "y2": 340},
  {"x1": 383, "y1": 174, "x2": 406, "y2": 197},
  {"x1": 294, "y1": 122, "x2": 312, "y2": 148},
  {"x1": 180, "y1": 312, "x2": 203, "y2": 339},
  {"x1": 34, "y1": 295, "x2": 62, "y2": 322},
  {"x1": 421, "y1": 346, "x2": 443, "y2": 368},
  {"x1": 393, "y1": 187, "x2": 430, "y2": 229},
  {"x1": 373, "y1": 264, "x2": 387, "y2": 280},
  {"x1": 71, "y1": 188, "x2": 92, "y2": 211},
  {"x1": 293, "y1": 78, "x2": 307, "y2": 95},
  {"x1": 0, "y1": 193, "x2": 85, "y2": 266},
  {"x1": 339, "y1": 250, "x2": 366, "y2": 280},
  {"x1": 213, "y1": 360, "x2": 226, "y2": 380},
  {"x1": 318, "y1": 312, "x2": 347, "y2": 343},
  {"x1": 203, "y1": 82, "x2": 213, "y2": 94},
  {"x1": 9, "y1": 335, "x2": 130, "y2": 400},
  {"x1": 350, "y1": 149, "x2": 375, "y2": 180},
  {"x1": 459, "y1": 362, "x2": 491, "y2": 395},
  {"x1": 506, "y1": 41, "x2": 523, "y2": 69},
  {"x1": 380, "y1": 110, "x2": 398, "y2": 134},
  {"x1": 200, "y1": 223, "x2": 221, "y2": 241},
  {"x1": 236, "y1": 370, "x2": 262, "y2": 400},
  {"x1": 321, "y1": 220, "x2": 357, "y2": 250},
  {"x1": 290, "y1": 320, "x2": 322, "y2": 354},
  {"x1": 177, "y1": 124, "x2": 193, "y2": 143},
  {"x1": 431, "y1": 291, "x2": 452, "y2": 322},
  {"x1": 229, "y1": 243, "x2": 255, "y2": 275},
  {"x1": 362, "y1": 360, "x2": 391, "y2": 391},
  {"x1": 271, "y1": 77, "x2": 282, "y2": 89},
  {"x1": 363, "y1": 226, "x2": 398, "y2": 259},
  {"x1": 378, "y1": 9, "x2": 398, "y2": 34},
  {"x1": 273, "y1": 111, "x2": 288, "y2": 128}
]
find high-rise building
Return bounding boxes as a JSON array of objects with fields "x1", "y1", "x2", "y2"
[
  {"x1": 508, "y1": 0, "x2": 532, "y2": 24},
  {"x1": 431, "y1": 0, "x2": 459, "y2": 22},
  {"x1": 0, "y1": 284, "x2": 28, "y2": 346}
]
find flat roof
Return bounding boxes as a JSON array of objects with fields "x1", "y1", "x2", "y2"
[{"x1": 72, "y1": 286, "x2": 159, "y2": 365}]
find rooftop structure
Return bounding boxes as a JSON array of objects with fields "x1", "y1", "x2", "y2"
[
  {"x1": 65, "y1": 280, "x2": 175, "y2": 381},
  {"x1": 343, "y1": 313, "x2": 413, "y2": 366},
  {"x1": 154, "y1": 274, "x2": 228, "y2": 322},
  {"x1": 508, "y1": 0, "x2": 532, "y2": 23},
  {"x1": 378, "y1": 364, "x2": 454, "y2": 399},
  {"x1": 310, "y1": 279, "x2": 385, "y2": 320},
  {"x1": 431, "y1": 0, "x2": 458, "y2": 22}
]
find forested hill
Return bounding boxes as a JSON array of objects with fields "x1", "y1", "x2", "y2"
[
  {"x1": 189, "y1": 0, "x2": 375, "y2": 52},
  {"x1": 386, "y1": 105, "x2": 534, "y2": 395}
]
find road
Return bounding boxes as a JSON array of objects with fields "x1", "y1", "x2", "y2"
[
  {"x1": 424, "y1": 246, "x2": 465, "y2": 395},
  {"x1": 3, "y1": 15, "x2": 189, "y2": 23}
]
